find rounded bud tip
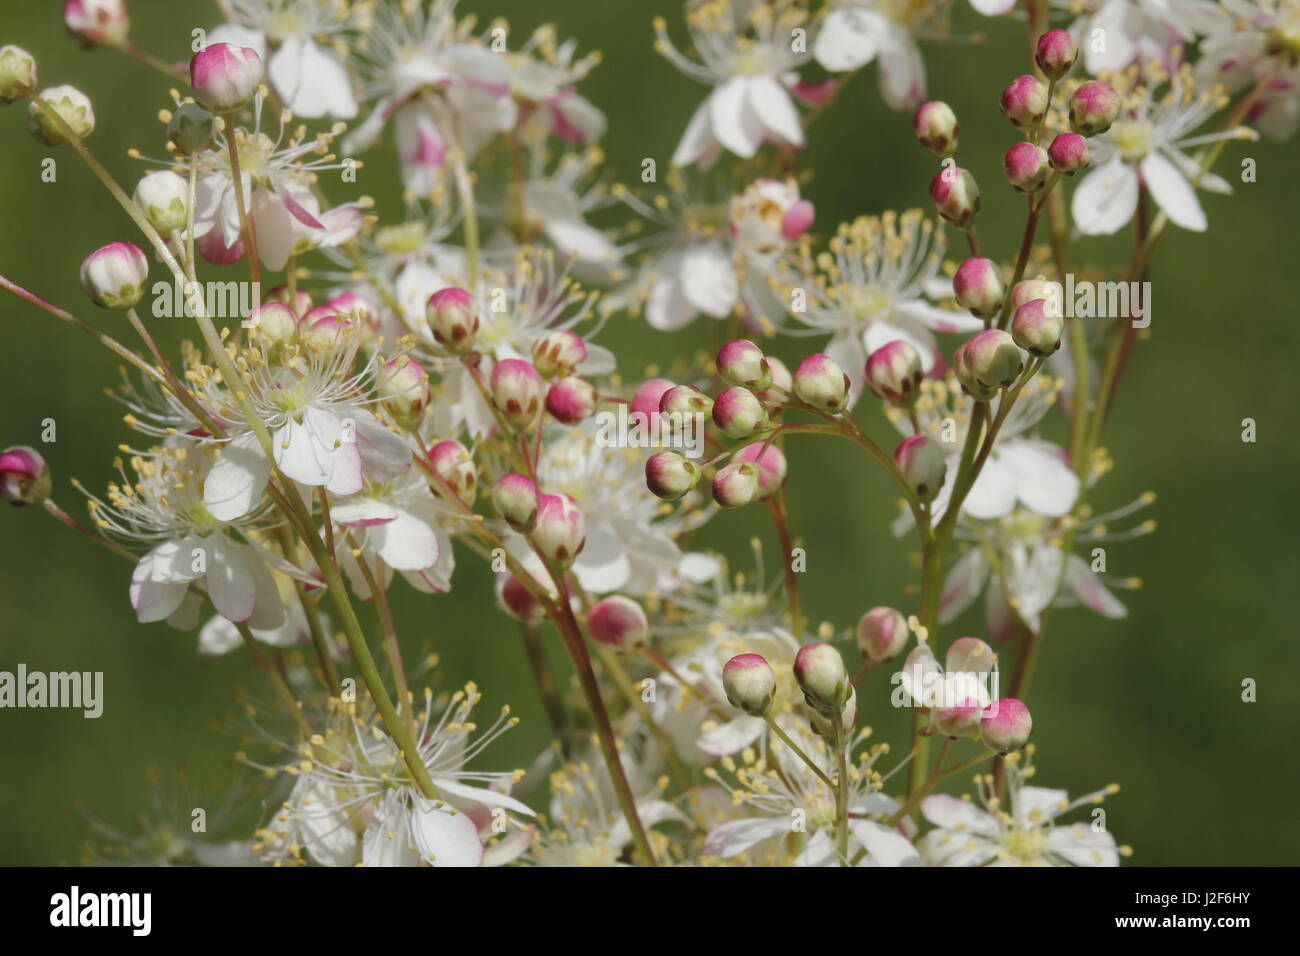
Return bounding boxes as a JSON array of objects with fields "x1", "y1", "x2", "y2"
[
  {"x1": 588, "y1": 596, "x2": 650, "y2": 652},
  {"x1": 1, "y1": 446, "x2": 51, "y2": 506},
  {"x1": 980, "y1": 697, "x2": 1033, "y2": 753},
  {"x1": 80, "y1": 241, "x2": 148, "y2": 311},
  {"x1": 794, "y1": 642, "x2": 850, "y2": 714},
  {"x1": 722, "y1": 653, "x2": 776, "y2": 716}
]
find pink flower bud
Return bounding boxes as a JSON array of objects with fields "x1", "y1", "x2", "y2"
[
  {"x1": 80, "y1": 241, "x2": 147, "y2": 310},
  {"x1": 659, "y1": 384, "x2": 713, "y2": 417},
  {"x1": 1070, "y1": 80, "x2": 1120, "y2": 136},
  {"x1": 856, "y1": 607, "x2": 910, "y2": 663},
  {"x1": 189, "y1": 43, "x2": 263, "y2": 113},
  {"x1": 734, "y1": 442, "x2": 787, "y2": 498},
  {"x1": 1, "y1": 446, "x2": 51, "y2": 506},
  {"x1": 962, "y1": 328, "x2": 1024, "y2": 391},
  {"x1": 493, "y1": 472, "x2": 539, "y2": 532},
  {"x1": 999, "y1": 74, "x2": 1048, "y2": 129},
  {"x1": 631, "y1": 378, "x2": 675, "y2": 425},
  {"x1": 1003, "y1": 141, "x2": 1051, "y2": 193},
  {"x1": 428, "y1": 440, "x2": 476, "y2": 504},
  {"x1": 534, "y1": 493, "x2": 586, "y2": 569},
  {"x1": 953, "y1": 257, "x2": 1005, "y2": 318},
  {"x1": 793, "y1": 353, "x2": 851, "y2": 413},
  {"x1": 722, "y1": 653, "x2": 776, "y2": 716},
  {"x1": 980, "y1": 697, "x2": 1033, "y2": 753},
  {"x1": 930, "y1": 165, "x2": 981, "y2": 229},
  {"x1": 545, "y1": 376, "x2": 597, "y2": 424},
  {"x1": 756, "y1": 355, "x2": 793, "y2": 404},
  {"x1": 197, "y1": 227, "x2": 244, "y2": 266},
  {"x1": 866, "y1": 340, "x2": 924, "y2": 406},
  {"x1": 781, "y1": 199, "x2": 815, "y2": 240},
  {"x1": 28, "y1": 84, "x2": 94, "y2": 145},
  {"x1": 588, "y1": 596, "x2": 649, "y2": 651},
  {"x1": 64, "y1": 0, "x2": 129, "y2": 48},
  {"x1": 491, "y1": 359, "x2": 544, "y2": 431},
  {"x1": 712, "y1": 386, "x2": 769, "y2": 439},
  {"x1": 499, "y1": 572, "x2": 544, "y2": 622},
  {"x1": 716, "y1": 338, "x2": 773, "y2": 391},
  {"x1": 532, "y1": 329, "x2": 587, "y2": 378},
  {"x1": 300, "y1": 312, "x2": 349, "y2": 351},
  {"x1": 1011, "y1": 298, "x2": 1064, "y2": 356},
  {"x1": 646, "y1": 451, "x2": 701, "y2": 500},
  {"x1": 265, "y1": 284, "x2": 312, "y2": 317},
  {"x1": 894, "y1": 435, "x2": 946, "y2": 503},
  {"x1": 378, "y1": 355, "x2": 431, "y2": 427},
  {"x1": 1035, "y1": 29, "x2": 1077, "y2": 80},
  {"x1": 1010, "y1": 277, "x2": 1063, "y2": 315},
  {"x1": 934, "y1": 697, "x2": 986, "y2": 738},
  {"x1": 425, "y1": 286, "x2": 478, "y2": 354},
  {"x1": 0, "y1": 45, "x2": 38, "y2": 105},
  {"x1": 246, "y1": 302, "x2": 299, "y2": 345},
  {"x1": 711, "y1": 460, "x2": 759, "y2": 508},
  {"x1": 794, "y1": 642, "x2": 849, "y2": 713},
  {"x1": 1047, "y1": 131, "x2": 1089, "y2": 174},
  {"x1": 327, "y1": 291, "x2": 375, "y2": 327},
  {"x1": 913, "y1": 100, "x2": 959, "y2": 156}
]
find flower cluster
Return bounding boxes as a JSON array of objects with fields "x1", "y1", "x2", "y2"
[{"x1": 1, "y1": 0, "x2": 1280, "y2": 867}]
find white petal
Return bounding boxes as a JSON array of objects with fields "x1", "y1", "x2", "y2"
[
  {"x1": 1141, "y1": 151, "x2": 1207, "y2": 232},
  {"x1": 204, "y1": 534, "x2": 256, "y2": 623},
  {"x1": 205, "y1": 431, "x2": 271, "y2": 522},
  {"x1": 999, "y1": 439, "x2": 1080, "y2": 516},
  {"x1": 919, "y1": 793, "x2": 1000, "y2": 836},
  {"x1": 813, "y1": 9, "x2": 884, "y2": 72},
  {"x1": 961, "y1": 454, "x2": 1018, "y2": 519},
  {"x1": 969, "y1": 0, "x2": 1017, "y2": 13},
  {"x1": 710, "y1": 78, "x2": 763, "y2": 158},
  {"x1": 672, "y1": 98, "x2": 715, "y2": 168},
  {"x1": 696, "y1": 714, "x2": 765, "y2": 756},
  {"x1": 877, "y1": 31, "x2": 926, "y2": 111},
  {"x1": 1065, "y1": 553, "x2": 1128, "y2": 618},
  {"x1": 268, "y1": 37, "x2": 358, "y2": 119},
  {"x1": 939, "y1": 547, "x2": 989, "y2": 624},
  {"x1": 680, "y1": 242, "x2": 739, "y2": 318},
  {"x1": 432, "y1": 777, "x2": 536, "y2": 817},
  {"x1": 130, "y1": 564, "x2": 189, "y2": 623},
  {"x1": 1047, "y1": 821, "x2": 1119, "y2": 866},
  {"x1": 410, "y1": 800, "x2": 485, "y2": 866},
  {"x1": 570, "y1": 523, "x2": 630, "y2": 594},
  {"x1": 747, "y1": 75, "x2": 803, "y2": 147},
  {"x1": 702, "y1": 817, "x2": 788, "y2": 859},
  {"x1": 274, "y1": 408, "x2": 341, "y2": 487},
  {"x1": 353, "y1": 411, "x2": 413, "y2": 481},
  {"x1": 245, "y1": 545, "x2": 286, "y2": 631},
  {"x1": 850, "y1": 820, "x2": 921, "y2": 866},
  {"x1": 373, "y1": 508, "x2": 440, "y2": 571},
  {"x1": 645, "y1": 269, "x2": 698, "y2": 331},
  {"x1": 1071, "y1": 158, "x2": 1139, "y2": 236}
]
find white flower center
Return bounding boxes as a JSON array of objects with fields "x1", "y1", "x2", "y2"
[{"x1": 1109, "y1": 120, "x2": 1153, "y2": 162}]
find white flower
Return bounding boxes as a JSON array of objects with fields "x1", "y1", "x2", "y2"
[
  {"x1": 209, "y1": 0, "x2": 358, "y2": 118},
  {"x1": 918, "y1": 752, "x2": 1122, "y2": 866},
  {"x1": 1057, "y1": 0, "x2": 1227, "y2": 75},
  {"x1": 498, "y1": 24, "x2": 606, "y2": 145},
  {"x1": 83, "y1": 443, "x2": 291, "y2": 629},
  {"x1": 655, "y1": 1, "x2": 808, "y2": 166},
  {"x1": 1071, "y1": 66, "x2": 1254, "y2": 235},
  {"x1": 702, "y1": 721, "x2": 919, "y2": 866},
  {"x1": 1197, "y1": 0, "x2": 1300, "y2": 140},
  {"x1": 262, "y1": 684, "x2": 535, "y2": 866},
  {"x1": 191, "y1": 116, "x2": 364, "y2": 271},
  {"x1": 202, "y1": 331, "x2": 412, "y2": 521},
  {"x1": 777, "y1": 211, "x2": 982, "y2": 404},
  {"x1": 813, "y1": 0, "x2": 946, "y2": 110},
  {"x1": 506, "y1": 146, "x2": 621, "y2": 271}
]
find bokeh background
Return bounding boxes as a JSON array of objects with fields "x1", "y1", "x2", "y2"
[{"x1": 1, "y1": 0, "x2": 1296, "y2": 866}]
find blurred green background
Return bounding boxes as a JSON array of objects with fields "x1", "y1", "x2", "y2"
[{"x1": 1, "y1": 0, "x2": 1295, "y2": 865}]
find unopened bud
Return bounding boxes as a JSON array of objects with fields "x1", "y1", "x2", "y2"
[
  {"x1": 793, "y1": 642, "x2": 850, "y2": 714},
  {"x1": 428, "y1": 440, "x2": 476, "y2": 504},
  {"x1": 246, "y1": 302, "x2": 298, "y2": 345},
  {"x1": 499, "y1": 572, "x2": 544, "y2": 622},
  {"x1": 631, "y1": 378, "x2": 674, "y2": 425},
  {"x1": 80, "y1": 241, "x2": 147, "y2": 310},
  {"x1": 1035, "y1": 29, "x2": 1077, "y2": 80},
  {"x1": 930, "y1": 165, "x2": 980, "y2": 229},
  {"x1": 491, "y1": 359, "x2": 544, "y2": 431},
  {"x1": 64, "y1": 0, "x2": 129, "y2": 48},
  {"x1": 493, "y1": 472, "x2": 539, "y2": 532},
  {"x1": 756, "y1": 355, "x2": 793, "y2": 404},
  {"x1": 659, "y1": 384, "x2": 712, "y2": 418},
  {"x1": 1011, "y1": 298, "x2": 1064, "y2": 356},
  {"x1": 933, "y1": 698, "x2": 986, "y2": 738},
  {"x1": 999, "y1": 74, "x2": 1048, "y2": 129},
  {"x1": 545, "y1": 376, "x2": 597, "y2": 424},
  {"x1": 866, "y1": 340, "x2": 924, "y2": 406},
  {"x1": 953, "y1": 257, "x2": 1005, "y2": 318},
  {"x1": 265, "y1": 284, "x2": 313, "y2": 317},
  {"x1": 0, "y1": 45, "x2": 37, "y2": 104},
  {"x1": 378, "y1": 356, "x2": 431, "y2": 427},
  {"x1": 166, "y1": 102, "x2": 215, "y2": 156},
  {"x1": 722, "y1": 653, "x2": 776, "y2": 716},
  {"x1": 1047, "y1": 132, "x2": 1089, "y2": 174},
  {"x1": 190, "y1": 42, "x2": 263, "y2": 113},
  {"x1": 197, "y1": 228, "x2": 244, "y2": 266},
  {"x1": 588, "y1": 596, "x2": 649, "y2": 651},
  {"x1": 856, "y1": 606, "x2": 910, "y2": 663},
  {"x1": 712, "y1": 386, "x2": 768, "y2": 439},
  {"x1": 1069, "y1": 80, "x2": 1120, "y2": 136},
  {"x1": 733, "y1": 442, "x2": 787, "y2": 498},
  {"x1": 133, "y1": 170, "x2": 189, "y2": 235},
  {"x1": 533, "y1": 493, "x2": 586, "y2": 569},
  {"x1": 716, "y1": 339, "x2": 773, "y2": 391},
  {"x1": 962, "y1": 328, "x2": 1024, "y2": 391},
  {"x1": 711, "y1": 460, "x2": 759, "y2": 508},
  {"x1": 646, "y1": 450, "x2": 701, "y2": 500},
  {"x1": 1003, "y1": 141, "x2": 1051, "y2": 193},
  {"x1": 894, "y1": 435, "x2": 946, "y2": 503},
  {"x1": 793, "y1": 353, "x2": 850, "y2": 413},
  {"x1": 913, "y1": 100, "x2": 959, "y2": 156},
  {"x1": 1, "y1": 446, "x2": 51, "y2": 506},
  {"x1": 1010, "y1": 277, "x2": 1063, "y2": 315},
  {"x1": 980, "y1": 697, "x2": 1033, "y2": 753},
  {"x1": 28, "y1": 84, "x2": 94, "y2": 144},
  {"x1": 425, "y1": 287, "x2": 478, "y2": 354},
  {"x1": 532, "y1": 329, "x2": 587, "y2": 378}
]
